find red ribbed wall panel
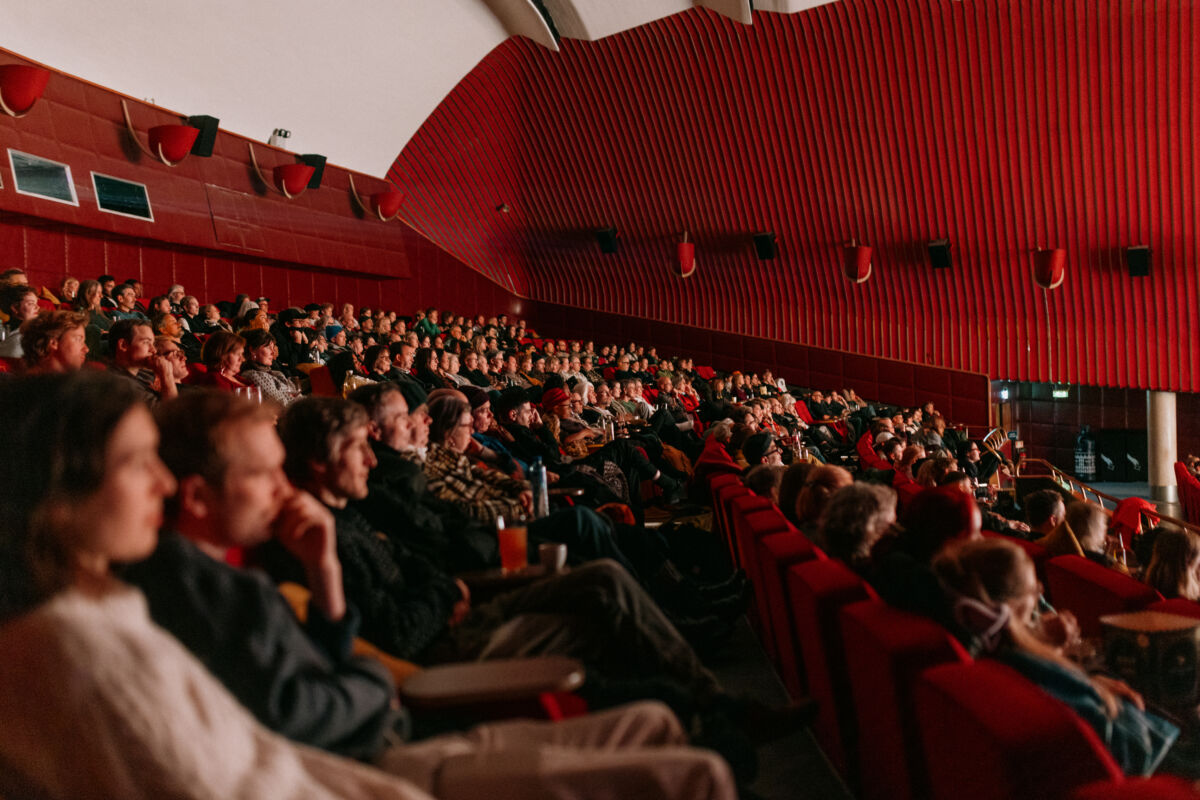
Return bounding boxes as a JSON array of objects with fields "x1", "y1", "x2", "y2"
[{"x1": 390, "y1": 1, "x2": 1200, "y2": 393}]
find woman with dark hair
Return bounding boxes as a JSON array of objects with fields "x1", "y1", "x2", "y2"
[
  {"x1": 934, "y1": 537, "x2": 1181, "y2": 776},
  {"x1": 240, "y1": 328, "x2": 302, "y2": 407},
  {"x1": 196, "y1": 330, "x2": 250, "y2": 391},
  {"x1": 0, "y1": 372, "x2": 431, "y2": 799},
  {"x1": 1144, "y1": 528, "x2": 1200, "y2": 601},
  {"x1": 363, "y1": 344, "x2": 394, "y2": 383},
  {"x1": 414, "y1": 347, "x2": 448, "y2": 391},
  {"x1": 793, "y1": 465, "x2": 853, "y2": 538},
  {"x1": 73, "y1": 279, "x2": 112, "y2": 332}
]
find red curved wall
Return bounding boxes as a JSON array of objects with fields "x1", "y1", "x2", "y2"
[{"x1": 391, "y1": 1, "x2": 1200, "y2": 394}]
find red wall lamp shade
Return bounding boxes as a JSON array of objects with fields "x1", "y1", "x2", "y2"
[
  {"x1": 248, "y1": 143, "x2": 316, "y2": 199},
  {"x1": 0, "y1": 64, "x2": 50, "y2": 117},
  {"x1": 843, "y1": 243, "x2": 873, "y2": 283},
  {"x1": 1033, "y1": 248, "x2": 1066, "y2": 289},
  {"x1": 677, "y1": 232, "x2": 696, "y2": 279},
  {"x1": 349, "y1": 174, "x2": 405, "y2": 221},
  {"x1": 121, "y1": 99, "x2": 200, "y2": 166}
]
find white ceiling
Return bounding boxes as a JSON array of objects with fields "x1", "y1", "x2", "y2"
[{"x1": 0, "y1": 0, "x2": 839, "y2": 176}]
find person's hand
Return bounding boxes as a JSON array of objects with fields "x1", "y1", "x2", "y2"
[
  {"x1": 1008, "y1": 521, "x2": 1031, "y2": 533},
  {"x1": 448, "y1": 578, "x2": 471, "y2": 627},
  {"x1": 274, "y1": 490, "x2": 338, "y2": 571},
  {"x1": 1091, "y1": 675, "x2": 1145, "y2": 717},
  {"x1": 518, "y1": 490, "x2": 534, "y2": 515},
  {"x1": 1039, "y1": 610, "x2": 1079, "y2": 649},
  {"x1": 545, "y1": 470, "x2": 560, "y2": 484},
  {"x1": 274, "y1": 490, "x2": 345, "y2": 621}
]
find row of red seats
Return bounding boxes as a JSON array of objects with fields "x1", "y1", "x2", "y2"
[{"x1": 705, "y1": 472, "x2": 1199, "y2": 800}]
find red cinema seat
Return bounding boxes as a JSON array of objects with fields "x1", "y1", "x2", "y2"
[
  {"x1": 1147, "y1": 598, "x2": 1200, "y2": 620},
  {"x1": 756, "y1": 529, "x2": 824, "y2": 698},
  {"x1": 706, "y1": 472, "x2": 741, "y2": 505},
  {"x1": 307, "y1": 365, "x2": 338, "y2": 397},
  {"x1": 916, "y1": 661, "x2": 1122, "y2": 800},
  {"x1": 841, "y1": 601, "x2": 971, "y2": 800},
  {"x1": 786, "y1": 558, "x2": 878, "y2": 773},
  {"x1": 732, "y1": 505, "x2": 793, "y2": 649},
  {"x1": 713, "y1": 483, "x2": 752, "y2": 566},
  {"x1": 728, "y1": 496, "x2": 782, "y2": 586},
  {"x1": 1073, "y1": 776, "x2": 1200, "y2": 800},
  {"x1": 1044, "y1": 556, "x2": 1162, "y2": 638}
]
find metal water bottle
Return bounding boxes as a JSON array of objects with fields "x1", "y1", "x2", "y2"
[{"x1": 531, "y1": 457, "x2": 550, "y2": 519}]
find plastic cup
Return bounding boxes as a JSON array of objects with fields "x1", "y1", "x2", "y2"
[
  {"x1": 498, "y1": 524, "x2": 528, "y2": 573},
  {"x1": 538, "y1": 542, "x2": 567, "y2": 572}
]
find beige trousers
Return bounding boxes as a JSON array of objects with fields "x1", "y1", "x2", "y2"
[{"x1": 375, "y1": 701, "x2": 736, "y2": 800}]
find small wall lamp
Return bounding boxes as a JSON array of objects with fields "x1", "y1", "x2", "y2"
[
  {"x1": 843, "y1": 241, "x2": 873, "y2": 283},
  {"x1": 0, "y1": 64, "x2": 50, "y2": 118},
  {"x1": 120, "y1": 99, "x2": 200, "y2": 166},
  {"x1": 348, "y1": 175, "x2": 404, "y2": 221},
  {"x1": 248, "y1": 143, "x2": 315, "y2": 199}
]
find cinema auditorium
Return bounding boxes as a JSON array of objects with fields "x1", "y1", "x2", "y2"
[{"x1": 3, "y1": 2, "x2": 1200, "y2": 798}]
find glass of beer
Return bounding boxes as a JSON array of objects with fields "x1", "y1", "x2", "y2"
[{"x1": 497, "y1": 517, "x2": 528, "y2": 573}]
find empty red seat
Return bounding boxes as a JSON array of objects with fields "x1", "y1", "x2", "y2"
[
  {"x1": 915, "y1": 660, "x2": 1122, "y2": 800},
  {"x1": 754, "y1": 526, "x2": 822, "y2": 695},
  {"x1": 1044, "y1": 556, "x2": 1162, "y2": 638},
  {"x1": 840, "y1": 600, "x2": 971, "y2": 800},
  {"x1": 786, "y1": 558, "x2": 878, "y2": 773}
]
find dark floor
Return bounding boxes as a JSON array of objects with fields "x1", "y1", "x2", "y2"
[{"x1": 709, "y1": 618, "x2": 853, "y2": 800}]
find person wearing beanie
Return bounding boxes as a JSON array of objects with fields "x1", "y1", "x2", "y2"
[{"x1": 741, "y1": 432, "x2": 783, "y2": 470}]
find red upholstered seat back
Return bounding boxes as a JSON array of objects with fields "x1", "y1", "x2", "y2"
[
  {"x1": 786, "y1": 558, "x2": 878, "y2": 773},
  {"x1": 1044, "y1": 555, "x2": 1162, "y2": 638},
  {"x1": 756, "y1": 528, "x2": 824, "y2": 698},
  {"x1": 306, "y1": 365, "x2": 338, "y2": 397},
  {"x1": 730, "y1": 503, "x2": 793, "y2": 653},
  {"x1": 1072, "y1": 776, "x2": 1200, "y2": 800},
  {"x1": 1147, "y1": 598, "x2": 1200, "y2": 620},
  {"x1": 915, "y1": 661, "x2": 1122, "y2": 800},
  {"x1": 713, "y1": 483, "x2": 751, "y2": 566},
  {"x1": 841, "y1": 601, "x2": 971, "y2": 800}
]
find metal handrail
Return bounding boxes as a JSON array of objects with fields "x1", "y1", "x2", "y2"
[{"x1": 1015, "y1": 457, "x2": 1200, "y2": 536}]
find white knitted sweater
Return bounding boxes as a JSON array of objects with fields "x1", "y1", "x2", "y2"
[{"x1": 0, "y1": 586, "x2": 432, "y2": 800}]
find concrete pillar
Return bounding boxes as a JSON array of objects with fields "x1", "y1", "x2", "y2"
[{"x1": 1147, "y1": 390, "x2": 1178, "y2": 503}]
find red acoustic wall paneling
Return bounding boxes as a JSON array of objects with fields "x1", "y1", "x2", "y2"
[{"x1": 392, "y1": 1, "x2": 1200, "y2": 394}]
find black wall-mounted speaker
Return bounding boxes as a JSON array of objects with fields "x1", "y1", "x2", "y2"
[
  {"x1": 299, "y1": 154, "x2": 327, "y2": 190},
  {"x1": 1125, "y1": 245, "x2": 1151, "y2": 277},
  {"x1": 753, "y1": 232, "x2": 777, "y2": 260},
  {"x1": 186, "y1": 115, "x2": 220, "y2": 157},
  {"x1": 928, "y1": 239, "x2": 952, "y2": 270},
  {"x1": 596, "y1": 227, "x2": 618, "y2": 254}
]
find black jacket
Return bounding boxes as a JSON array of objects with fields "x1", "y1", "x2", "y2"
[
  {"x1": 352, "y1": 440, "x2": 499, "y2": 573},
  {"x1": 120, "y1": 531, "x2": 399, "y2": 758}
]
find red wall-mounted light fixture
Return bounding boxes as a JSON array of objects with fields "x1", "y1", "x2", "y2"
[
  {"x1": 843, "y1": 241, "x2": 873, "y2": 283},
  {"x1": 0, "y1": 64, "x2": 50, "y2": 117},
  {"x1": 248, "y1": 143, "x2": 315, "y2": 199},
  {"x1": 120, "y1": 99, "x2": 200, "y2": 166},
  {"x1": 677, "y1": 231, "x2": 696, "y2": 279},
  {"x1": 348, "y1": 174, "x2": 404, "y2": 221},
  {"x1": 1033, "y1": 248, "x2": 1066, "y2": 289}
]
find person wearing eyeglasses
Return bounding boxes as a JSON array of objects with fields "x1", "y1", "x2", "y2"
[{"x1": 155, "y1": 336, "x2": 191, "y2": 392}]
